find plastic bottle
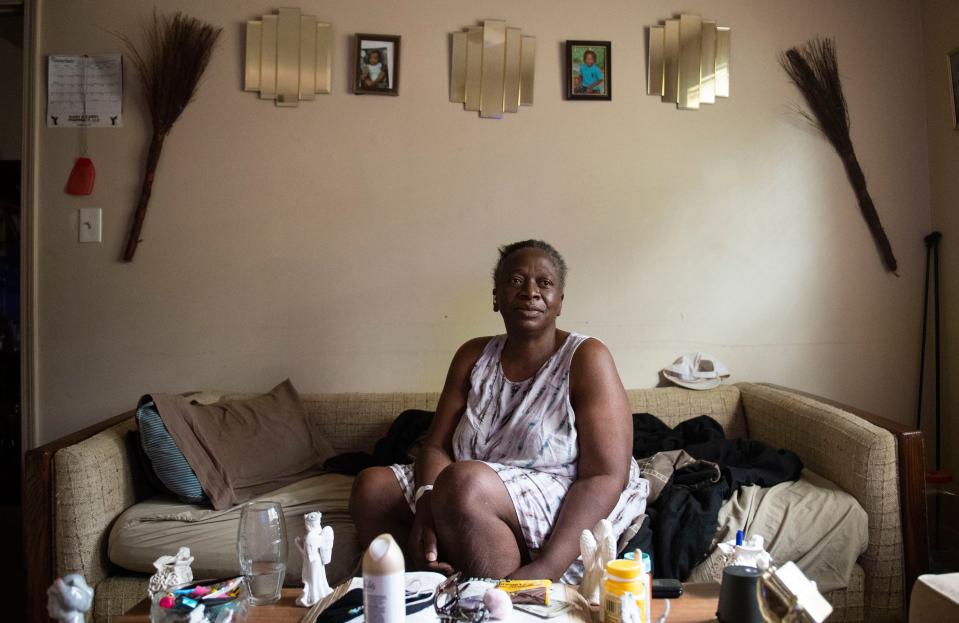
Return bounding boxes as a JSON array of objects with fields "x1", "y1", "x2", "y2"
[
  {"x1": 622, "y1": 550, "x2": 653, "y2": 623},
  {"x1": 602, "y1": 558, "x2": 649, "y2": 623},
  {"x1": 362, "y1": 533, "x2": 405, "y2": 623},
  {"x1": 639, "y1": 552, "x2": 652, "y2": 623}
]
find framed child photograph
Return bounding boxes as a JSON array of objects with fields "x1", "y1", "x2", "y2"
[
  {"x1": 354, "y1": 34, "x2": 401, "y2": 96},
  {"x1": 566, "y1": 40, "x2": 611, "y2": 100}
]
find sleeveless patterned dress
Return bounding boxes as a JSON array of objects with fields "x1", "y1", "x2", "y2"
[{"x1": 390, "y1": 332, "x2": 649, "y2": 582}]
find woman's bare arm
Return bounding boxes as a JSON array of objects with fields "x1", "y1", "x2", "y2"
[
  {"x1": 414, "y1": 337, "x2": 489, "y2": 486},
  {"x1": 510, "y1": 338, "x2": 632, "y2": 580},
  {"x1": 409, "y1": 337, "x2": 490, "y2": 569}
]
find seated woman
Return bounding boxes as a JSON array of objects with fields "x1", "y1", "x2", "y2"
[{"x1": 349, "y1": 240, "x2": 648, "y2": 581}]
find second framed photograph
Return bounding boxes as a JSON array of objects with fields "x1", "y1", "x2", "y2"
[
  {"x1": 566, "y1": 40, "x2": 611, "y2": 100},
  {"x1": 354, "y1": 34, "x2": 401, "y2": 96}
]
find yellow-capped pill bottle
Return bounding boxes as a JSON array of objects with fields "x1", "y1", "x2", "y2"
[{"x1": 601, "y1": 559, "x2": 649, "y2": 623}]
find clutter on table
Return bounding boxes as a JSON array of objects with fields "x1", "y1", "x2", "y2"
[
  {"x1": 579, "y1": 518, "x2": 617, "y2": 605},
  {"x1": 756, "y1": 562, "x2": 833, "y2": 623},
  {"x1": 495, "y1": 579, "x2": 552, "y2": 605},
  {"x1": 362, "y1": 533, "x2": 406, "y2": 623},
  {"x1": 717, "y1": 530, "x2": 773, "y2": 571},
  {"x1": 601, "y1": 556, "x2": 651, "y2": 623},
  {"x1": 717, "y1": 565, "x2": 764, "y2": 623},
  {"x1": 150, "y1": 576, "x2": 249, "y2": 623},
  {"x1": 148, "y1": 547, "x2": 195, "y2": 598},
  {"x1": 296, "y1": 511, "x2": 335, "y2": 607}
]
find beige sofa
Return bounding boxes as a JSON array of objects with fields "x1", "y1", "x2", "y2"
[{"x1": 24, "y1": 383, "x2": 927, "y2": 622}]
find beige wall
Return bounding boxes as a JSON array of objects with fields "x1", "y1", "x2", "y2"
[
  {"x1": 34, "y1": 0, "x2": 931, "y2": 443},
  {"x1": 921, "y1": 0, "x2": 958, "y2": 477}
]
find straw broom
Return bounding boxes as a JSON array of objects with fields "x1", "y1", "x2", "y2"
[
  {"x1": 779, "y1": 37, "x2": 898, "y2": 274},
  {"x1": 117, "y1": 12, "x2": 221, "y2": 262}
]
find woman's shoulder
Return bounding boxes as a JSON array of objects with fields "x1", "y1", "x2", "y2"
[
  {"x1": 568, "y1": 336, "x2": 622, "y2": 398},
  {"x1": 568, "y1": 335, "x2": 615, "y2": 370},
  {"x1": 453, "y1": 336, "x2": 499, "y2": 362},
  {"x1": 444, "y1": 336, "x2": 499, "y2": 382}
]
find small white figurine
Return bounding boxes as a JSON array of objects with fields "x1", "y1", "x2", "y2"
[
  {"x1": 579, "y1": 518, "x2": 616, "y2": 605},
  {"x1": 148, "y1": 546, "x2": 195, "y2": 597},
  {"x1": 295, "y1": 511, "x2": 335, "y2": 607},
  {"x1": 619, "y1": 593, "x2": 643, "y2": 623},
  {"x1": 47, "y1": 574, "x2": 93, "y2": 623},
  {"x1": 717, "y1": 533, "x2": 773, "y2": 571}
]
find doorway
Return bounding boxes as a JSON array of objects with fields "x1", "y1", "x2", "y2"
[
  {"x1": 0, "y1": 1, "x2": 23, "y2": 618},
  {"x1": 0, "y1": 0, "x2": 22, "y2": 503}
]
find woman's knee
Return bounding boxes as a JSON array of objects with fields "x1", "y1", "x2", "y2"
[
  {"x1": 432, "y1": 461, "x2": 503, "y2": 519},
  {"x1": 349, "y1": 467, "x2": 402, "y2": 519}
]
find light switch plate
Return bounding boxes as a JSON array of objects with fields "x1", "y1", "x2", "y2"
[{"x1": 79, "y1": 208, "x2": 101, "y2": 243}]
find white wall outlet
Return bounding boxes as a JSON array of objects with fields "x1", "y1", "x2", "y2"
[{"x1": 78, "y1": 208, "x2": 101, "y2": 243}]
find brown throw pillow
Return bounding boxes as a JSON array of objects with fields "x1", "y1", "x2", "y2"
[{"x1": 147, "y1": 380, "x2": 334, "y2": 510}]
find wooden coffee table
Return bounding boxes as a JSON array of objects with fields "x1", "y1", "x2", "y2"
[
  {"x1": 649, "y1": 583, "x2": 720, "y2": 623},
  {"x1": 116, "y1": 583, "x2": 721, "y2": 623}
]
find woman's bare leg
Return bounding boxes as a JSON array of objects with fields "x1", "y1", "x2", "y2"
[
  {"x1": 430, "y1": 461, "x2": 529, "y2": 578},
  {"x1": 349, "y1": 467, "x2": 414, "y2": 556}
]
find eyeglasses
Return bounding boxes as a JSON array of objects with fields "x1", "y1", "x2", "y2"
[{"x1": 433, "y1": 572, "x2": 490, "y2": 623}]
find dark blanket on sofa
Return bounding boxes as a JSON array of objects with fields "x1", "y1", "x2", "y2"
[
  {"x1": 323, "y1": 409, "x2": 434, "y2": 475},
  {"x1": 624, "y1": 414, "x2": 803, "y2": 579}
]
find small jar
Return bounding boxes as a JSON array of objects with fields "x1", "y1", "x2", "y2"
[{"x1": 602, "y1": 559, "x2": 649, "y2": 623}]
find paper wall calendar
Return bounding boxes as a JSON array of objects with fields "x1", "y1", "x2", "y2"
[{"x1": 47, "y1": 55, "x2": 123, "y2": 128}]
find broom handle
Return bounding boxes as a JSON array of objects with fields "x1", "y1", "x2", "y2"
[
  {"x1": 122, "y1": 130, "x2": 166, "y2": 262},
  {"x1": 841, "y1": 151, "x2": 898, "y2": 274},
  {"x1": 917, "y1": 240, "x2": 931, "y2": 430},
  {"x1": 932, "y1": 232, "x2": 941, "y2": 470}
]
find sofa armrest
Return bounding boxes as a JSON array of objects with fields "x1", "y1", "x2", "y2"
[
  {"x1": 737, "y1": 382, "x2": 928, "y2": 623},
  {"x1": 24, "y1": 411, "x2": 141, "y2": 622}
]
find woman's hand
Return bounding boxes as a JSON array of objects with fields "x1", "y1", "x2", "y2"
[{"x1": 409, "y1": 495, "x2": 454, "y2": 574}]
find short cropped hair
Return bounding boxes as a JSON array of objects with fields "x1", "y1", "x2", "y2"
[{"x1": 493, "y1": 240, "x2": 568, "y2": 287}]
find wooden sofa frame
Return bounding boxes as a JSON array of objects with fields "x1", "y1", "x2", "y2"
[{"x1": 23, "y1": 388, "x2": 930, "y2": 621}]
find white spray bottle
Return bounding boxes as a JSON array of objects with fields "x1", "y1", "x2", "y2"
[{"x1": 362, "y1": 534, "x2": 405, "y2": 623}]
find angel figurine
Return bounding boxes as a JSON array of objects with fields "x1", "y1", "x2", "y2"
[
  {"x1": 47, "y1": 574, "x2": 93, "y2": 623},
  {"x1": 295, "y1": 511, "x2": 335, "y2": 607},
  {"x1": 579, "y1": 518, "x2": 616, "y2": 605}
]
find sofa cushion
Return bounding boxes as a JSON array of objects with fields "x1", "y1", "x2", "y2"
[
  {"x1": 149, "y1": 380, "x2": 335, "y2": 509},
  {"x1": 136, "y1": 400, "x2": 208, "y2": 505},
  {"x1": 108, "y1": 473, "x2": 359, "y2": 587}
]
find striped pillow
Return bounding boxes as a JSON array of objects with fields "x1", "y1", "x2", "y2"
[{"x1": 136, "y1": 400, "x2": 209, "y2": 505}]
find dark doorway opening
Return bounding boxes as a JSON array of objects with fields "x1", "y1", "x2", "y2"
[
  {"x1": 0, "y1": 0, "x2": 23, "y2": 505},
  {"x1": 0, "y1": 3, "x2": 24, "y2": 621}
]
